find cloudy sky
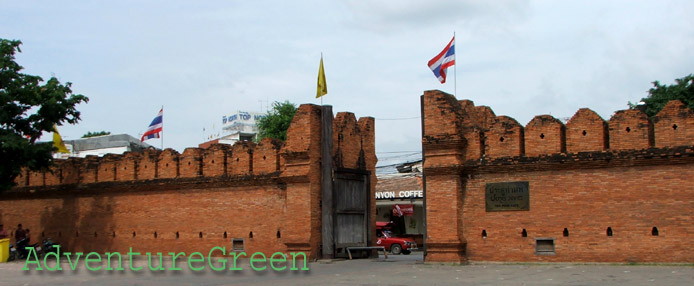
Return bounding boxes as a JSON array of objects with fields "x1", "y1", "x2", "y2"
[{"x1": 2, "y1": 0, "x2": 693, "y2": 165}]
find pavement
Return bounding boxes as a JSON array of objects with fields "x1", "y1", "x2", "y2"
[{"x1": 0, "y1": 252, "x2": 692, "y2": 286}]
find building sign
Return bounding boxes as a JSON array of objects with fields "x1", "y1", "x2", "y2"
[
  {"x1": 392, "y1": 204, "x2": 414, "y2": 217},
  {"x1": 485, "y1": 181, "x2": 529, "y2": 212},
  {"x1": 222, "y1": 111, "x2": 267, "y2": 133},
  {"x1": 222, "y1": 111, "x2": 267, "y2": 125},
  {"x1": 375, "y1": 190, "x2": 423, "y2": 200}
]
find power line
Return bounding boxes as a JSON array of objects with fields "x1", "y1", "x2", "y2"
[
  {"x1": 375, "y1": 116, "x2": 420, "y2": 121},
  {"x1": 376, "y1": 151, "x2": 422, "y2": 154}
]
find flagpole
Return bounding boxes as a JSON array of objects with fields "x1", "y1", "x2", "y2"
[
  {"x1": 161, "y1": 105, "x2": 164, "y2": 150},
  {"x1": 320, "y1": 52, "x2": 323, "y2": 106},
  {"x1": 454, "y1": 31, "x2": 457, "y2": 98}
]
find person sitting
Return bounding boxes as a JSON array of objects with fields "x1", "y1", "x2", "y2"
[
  {"x1": 15, "y1": 224, "x2": 28, "y2": 258},
  {"x1": 15, "y1": 224, "x2": 26, "y2": 242}
]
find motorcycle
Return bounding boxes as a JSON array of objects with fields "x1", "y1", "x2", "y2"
[
  {"x1": 42, "y1": 238, "x2": 60, "y2": 257},
  {"x1": 7, "y1": 238, "x2": 42, "y2": 261},
  {"x1": 8, "y1": 242, "x2": 16, "y2": 261}
]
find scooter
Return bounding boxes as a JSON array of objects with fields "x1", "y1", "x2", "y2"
[
  {"x1": 42, "y1": 238, "x2": 60, "y2": 256},
  {"x1": 9, "y1": 238, "x2": 42, "y2": 260},
  {"x1": 8, "y1": 243, "x2": 16, "y2": 261}
]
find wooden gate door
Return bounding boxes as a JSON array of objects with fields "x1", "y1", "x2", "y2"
[{"x1": 333, "y1": 168, "x2": 370, "y2": 257}]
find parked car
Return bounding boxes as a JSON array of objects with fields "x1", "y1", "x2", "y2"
[{"x1": 376, "y1": 229, "x2": 417, "y2": 255}]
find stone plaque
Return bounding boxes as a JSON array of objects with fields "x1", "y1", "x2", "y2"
[{"x1": 485, "y1": 181, "x2": 529, "y2": 211}]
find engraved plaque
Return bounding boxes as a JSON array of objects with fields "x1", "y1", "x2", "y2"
[{"x1": 485, "y1": 181, "x2": 529, "y2": 211}]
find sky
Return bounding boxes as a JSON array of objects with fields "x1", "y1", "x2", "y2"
[{"x1": 2, "y1": 0, "x2": 693, "y2": 166}]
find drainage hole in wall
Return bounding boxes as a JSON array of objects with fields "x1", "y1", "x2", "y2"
[{"x1": 535, "y1": 238, "x2": 555, "y2": 255}]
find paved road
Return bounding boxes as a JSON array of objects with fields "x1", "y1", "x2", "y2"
[{"x1": 0, "y1": 252, "x2": 692, "y2": 286}]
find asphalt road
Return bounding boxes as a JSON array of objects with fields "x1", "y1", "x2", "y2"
[{"x1": 0, "y1": 252, "x2": 692, "y2": 286}]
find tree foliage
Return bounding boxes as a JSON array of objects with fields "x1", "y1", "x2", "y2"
[
  {"x1": 629, "y1": 74, "x2": 694, "y2": 117},
  {"x1": 0, "y1": 39, "x2": 88, "y2": 191},
  {"x1": 256, "y1": 101, "x2": 297, "y2": 141},
  {"x1": 82, "y1": 131, "x2": 111, "y2": 138}
]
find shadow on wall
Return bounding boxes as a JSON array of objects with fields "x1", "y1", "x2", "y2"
[{"x1": 39, "y1": 195, "x2": 116, "y2": 253}]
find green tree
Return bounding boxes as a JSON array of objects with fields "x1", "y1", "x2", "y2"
[
  {"x1": 0, "y1": 39, "x2": 88, "y2": 191},
  {"x1": 256, "y1": 101, "x2": 297, "y2": 141},
  {"x1": 82, "y1": 131, "x2": 111, "y2": 138},
  {"x1": 629, "y1": 74, "x2": 694, "y2": 117}
]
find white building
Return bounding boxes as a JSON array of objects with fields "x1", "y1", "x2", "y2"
[
  {"x1": 200, "y1": 110, "x2": 266, "y2": 148},
  {"x1": 54, "y1": 134, "x2": 153, "y2": 159}
]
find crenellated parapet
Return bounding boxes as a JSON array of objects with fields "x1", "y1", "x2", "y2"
[
  {"x1": 608, "y1": 109, "x2": 653, "y2": 151},
  {"x1": 333, "y1": 112, "x2": 376, "y2": 169},
  {"x1": 423, "y1": 90, "x2": 694, "y2": 162},
  {"x1": 654, "y1": 100, "x2": 694, "y2": 148},
  {"x1": 4, "y1": 103, "x2": 377, "y2": 262},
  {"x1": 14, "y1": 104, "x2": 376, "y2": 190},
  {"x1": 486, "y1": 116, "x2": 525, "y2": 159},
  {"x1": 423, "y1": 90, "x2": 694, "y2": 264},
  {"x1": 566, "y1": 108, "x2": 609, "y2": 152}
]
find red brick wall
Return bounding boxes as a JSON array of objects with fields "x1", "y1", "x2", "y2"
[
  {"x1": 0, "y1": 183, "x2": 287, "y2": 256},
  {"x1": 463, "y1": 164, "x2": 694, "y2": 262},
  {"x1": 422, "y1": 90, "x2": 694, "y2": 263},
  {"x1": 2, "y1": 104, "x2": 377, "y2": 261}
]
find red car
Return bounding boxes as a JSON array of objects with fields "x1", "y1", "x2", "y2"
[{"x1": 376, "y1": 228, "x2": 417, "y2": 255}]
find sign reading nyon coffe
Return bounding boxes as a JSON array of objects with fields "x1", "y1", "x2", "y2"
[{"x1": 485, "y1": 181, "x2": 529, "y2": 211}]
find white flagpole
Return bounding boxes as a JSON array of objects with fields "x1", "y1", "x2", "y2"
[
  {"x1": 161, "y1": 105, "x2": 164, "y2": 150},
  {"x1": 454, "y1": 31, "x2": 457, "y2": 98}
]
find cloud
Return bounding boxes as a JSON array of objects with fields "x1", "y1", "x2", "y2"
[{"x1": 342, "y1": 0, "x2": 530, "y2": 34}]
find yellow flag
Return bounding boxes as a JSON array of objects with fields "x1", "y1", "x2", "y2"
[
  {"x1": 53, "y1": 125, "x2": 70, "y2": 153},
  {"x1": 316, "y1": 56, "x2": 327, "y2": 98}
]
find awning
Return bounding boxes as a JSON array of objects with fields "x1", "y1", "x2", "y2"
[{"x1": 376, "y1": 199, "x2": 423, "y2": 206}]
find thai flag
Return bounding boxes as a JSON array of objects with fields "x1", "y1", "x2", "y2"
[
  {"x1": 141, "y1": 108, "x2": 163, "y2": 142},
  {"x1": 428, "y1": 36, "x2": 455, "y2": 83}
]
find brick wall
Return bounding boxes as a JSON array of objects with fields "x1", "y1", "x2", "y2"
[
  {"x1": 1, "y1": 104, "x2": 377, "y2": 261},
  {"x1": 463, "y1": 163, "x2": 694, "y2": 262},
  {"x1": 422, "y1": 90, "x2": 694, "y2": 263}
]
